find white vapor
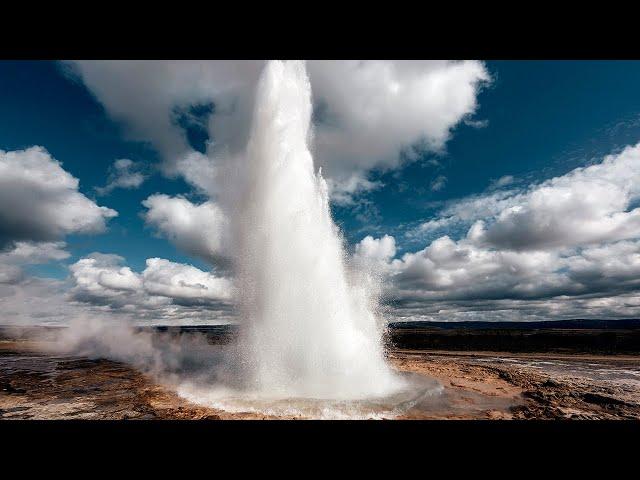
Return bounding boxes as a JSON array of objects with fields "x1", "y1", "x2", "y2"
[{"x1": 224, "y1": 60, "x2": 401, "y2": 399}]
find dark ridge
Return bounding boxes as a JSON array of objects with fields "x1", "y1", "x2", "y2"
[
  {"x1": 387, "y1": 320, "x2": 640, "y2": 354},
  {"x1": 3, "y1": 320, "x2": 640, "y2": 355},
  {"x1": 147, "y1": 325, "x2": 238, "y2": 335},
  {"x1": 388, "y1": 319, "x2": 640, "y2": 330}
]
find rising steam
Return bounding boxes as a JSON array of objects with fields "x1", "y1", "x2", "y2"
[
  {"x1": 230, "y1": 60, "x2": 401, "y2": 399},
  {"x1": 47, "y1": 60, "x2": 409, "y2": 417}
]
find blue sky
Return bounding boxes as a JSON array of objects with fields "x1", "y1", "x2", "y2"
[
  {"x1": 4, "y1": 60, "x2": 640, "y2": 267},
  {"x1": 0, "y1": 61, "x2": 208, "y2": 273},
  {"x1": 3, "y1": 60, "x2": 640, "y2": 324},
  {"x1": 339, "y1": 61, "x2": 640, "y2": 247}
]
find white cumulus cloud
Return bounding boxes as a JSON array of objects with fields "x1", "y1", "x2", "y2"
[
  {"x1": 95, "y1": 158, "x2": 147, "y2": 195},
  {"x1": 307, "y1": 60, "x2": 489, "y2": 193},
  {"x1": 357, "y1": 142, "x2": 640, "y2": 321},
  {"x1": 0, "y1": 241, "x2": 70, "y2": 285},
  {"x1": 69, "y1": 253, "x2": 233, "y2": 312},
  {"x1": 65, "y1": 60, "x2": 489, "y2": 201},
  {"x1": 475, "y1": 143, "x2": 640, "y2": 251},
  {"x1": 142, "y1": 257, "x2": 232, "y2": 303},
  {"x1": 0, "y1": 147, "x2": 117, "y2": 248},
  {"x1": 142, "y1": 194, "x2": 228, "y2": 265}
]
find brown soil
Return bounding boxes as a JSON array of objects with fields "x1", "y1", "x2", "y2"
[
  {"x1": 1, "y1": 340, "x2": 639, "y2": 420},
  {"x1": 390, "y1": 350, "x2": 640, "y2": 419},
  {"x1": 0, "y1": 341, "x2": 279, "y2": 420}
]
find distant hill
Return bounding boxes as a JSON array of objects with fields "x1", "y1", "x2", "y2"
[
  {"x1": 388, "y1": 319, "x2": 640, "y2": 330},
  {"x1": 387, "y1": 319, "x2": 640, "y2": 354}
]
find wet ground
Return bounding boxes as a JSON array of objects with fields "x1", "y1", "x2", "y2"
[{"x1": 1, "y1": 339, "x2": 639, "y2": 419}]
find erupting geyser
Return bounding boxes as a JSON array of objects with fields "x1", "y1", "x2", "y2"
[{"x1": 232, "y1": 60, "x2": 402, "y2": 399}]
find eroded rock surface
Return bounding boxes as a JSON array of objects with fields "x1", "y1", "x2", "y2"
[{"x1": 390, "y1": 350, "x2": 640, "y2": 419}]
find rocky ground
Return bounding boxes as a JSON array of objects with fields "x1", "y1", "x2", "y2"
[
  {"x1": 1, "y1": 339, "x2": 639, "y2": 420},
  {"x1": 0, "y1": 340, "x2": 283, "y2": 419},
  {"x1": 390, "y1": 350, "x2": 640, "y2": 419}
]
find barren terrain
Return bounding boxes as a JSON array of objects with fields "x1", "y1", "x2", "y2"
[{"x1": 2, "y1": 336, "x2": 638, "y2": 420}]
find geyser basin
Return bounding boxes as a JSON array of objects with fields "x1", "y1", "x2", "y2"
[{"x1": 176, "y1": 372, "x2": 443, "y2": 419}]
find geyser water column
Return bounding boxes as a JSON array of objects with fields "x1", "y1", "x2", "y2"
[{"x1": 233, "y1": 60, "x2": 401, "y2": 399}]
